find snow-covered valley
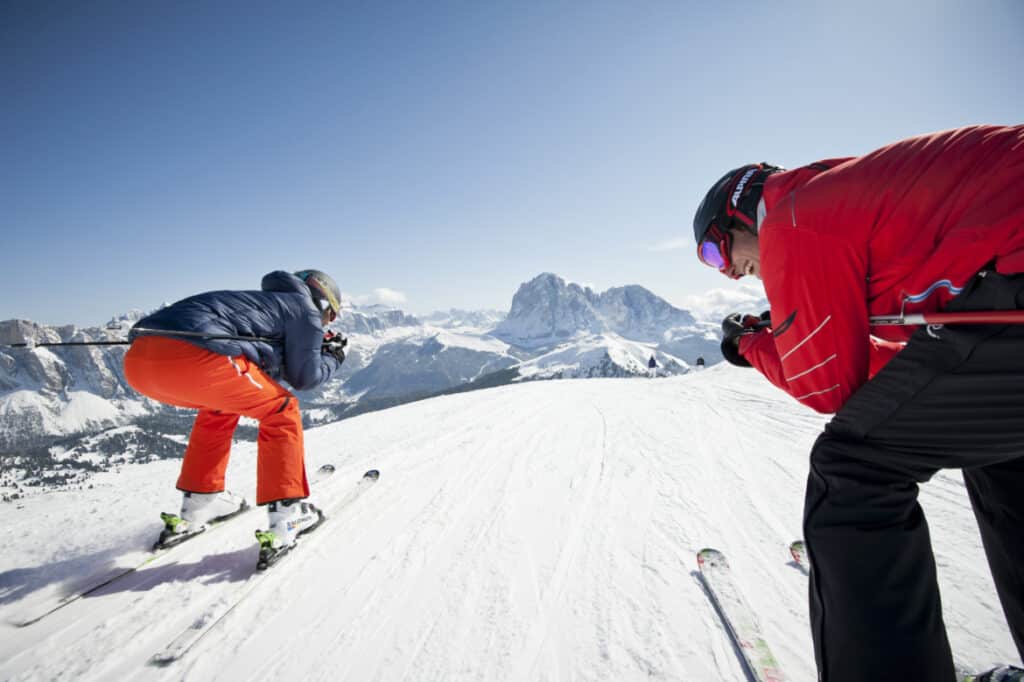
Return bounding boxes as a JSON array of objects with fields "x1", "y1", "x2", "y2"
[{"x1": 1, "y1": 367, "x2": 1017, "y2": 681}]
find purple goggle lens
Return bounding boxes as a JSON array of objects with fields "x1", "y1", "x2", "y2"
[{"x1": 699, "y1": 240, "x2": 727, "y2": 269}]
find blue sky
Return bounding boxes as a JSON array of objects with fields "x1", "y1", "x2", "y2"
[{"x1": 2, "y1": 1, "x2": 1022, "y2": 326}]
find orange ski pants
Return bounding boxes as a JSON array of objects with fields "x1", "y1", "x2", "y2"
[{"x1": 123, "y1": 336, "x2": 309, "y2": 504}]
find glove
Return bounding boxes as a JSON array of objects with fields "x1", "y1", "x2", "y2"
[
  {"x1": 720, "y1": 312, "x2": 764, "y2": 368},
  {"x1": 322, "y1": 331, "x2": 348, "y2": 366}
]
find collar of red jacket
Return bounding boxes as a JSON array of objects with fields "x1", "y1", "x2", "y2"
[{"x1": 761, "y1": 158, "x2": 853, "y2": 216}]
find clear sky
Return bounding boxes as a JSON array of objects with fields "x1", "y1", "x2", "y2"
[{"x1": 2, "y1": 1, "x2": 1022, "y2": 326}]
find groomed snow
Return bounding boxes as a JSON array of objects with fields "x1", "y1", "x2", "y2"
[{"x1": 0, "y1": 367, "x2": 1018, "y2": 681}]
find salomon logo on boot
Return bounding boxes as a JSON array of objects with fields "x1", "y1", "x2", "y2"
[{"x1": 266, "y1": 498, "x2": 324, "y2": 548}]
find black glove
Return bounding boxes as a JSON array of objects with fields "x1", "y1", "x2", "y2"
[
  {"x1": 720, "y1": 313, "x2": 764, "y2": 368},
  {"x1": 322, "y1": 331, "x2": 348, "y2": 366}
]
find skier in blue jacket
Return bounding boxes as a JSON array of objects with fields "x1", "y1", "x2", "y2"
[{"x1": 124, "y1": 270, "x2": 346, "y2": 560}]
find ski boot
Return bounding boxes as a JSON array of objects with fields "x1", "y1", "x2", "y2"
[
  {"x1": 155, "y1": 490, "x2": 249, "y2": 550},
  {"x1": 255, "y1": 498, "x2": 324, "y2": 570}
]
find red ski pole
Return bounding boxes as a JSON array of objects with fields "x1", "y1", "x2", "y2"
[{"x1": 869, "y1": 311, "x2": 1024, "y2": 326}]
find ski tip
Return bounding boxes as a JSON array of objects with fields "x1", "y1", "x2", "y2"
[
  {"x1": 149, "y1": 654, "x2": 177, "y2": 668},
  {"x1": 11, "y1": 615, "x2": 40, "y2": 628},
  {"x1": 696, "y1": 548, "x2": 727, "y2": 569},
  {"x1": 363, "y1": 469, "x2": 380, "y2": 480}
]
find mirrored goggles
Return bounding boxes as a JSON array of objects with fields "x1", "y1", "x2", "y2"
[
  {"x1": 315, "y1": 296, "x2": 338, "y2": 320},
  {"x1": 697, "y1": 222, "x2": 733, "y2": 273}
]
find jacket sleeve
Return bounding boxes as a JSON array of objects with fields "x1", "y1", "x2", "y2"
[
  {"x1": 739, "y1": 222, "x2": 871, "y2": 414},
  {"x1": 281, "y1": 311, "x2": 340, "y2": 391}
]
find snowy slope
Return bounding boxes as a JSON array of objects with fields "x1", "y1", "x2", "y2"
[{"x1": 1, "y1": 368, "x2": 1018, "y2": 681}]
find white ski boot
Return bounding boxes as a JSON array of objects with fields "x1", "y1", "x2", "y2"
[
  {"x1": 156, "y1": 490, "x2": 249, "y2": 549},
  {"x1": 255, "y1": 498, "x2": 324, "y2": 569}
]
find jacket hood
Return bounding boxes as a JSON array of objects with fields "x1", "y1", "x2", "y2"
[{"x1": 261, "y1": 271, "x2": 310, "y2": 297}]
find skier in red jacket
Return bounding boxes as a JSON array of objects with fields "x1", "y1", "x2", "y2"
[{"x1": 693, "y1": 125, "x2": 1024, "y2": 681}]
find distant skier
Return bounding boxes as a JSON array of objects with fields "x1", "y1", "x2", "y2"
[
  {"x1": 695, "y1": 356, "x2": 705, "y2": 370},
  {"x1": 648, "y1": 354, "x2": 657, "y2": 378},
  {"x1": 123, "y1": 270, "x2": 347, "y2": 557},
  {"x1": 692, "y1": 125, "x2": 1024, "y2": 681}
]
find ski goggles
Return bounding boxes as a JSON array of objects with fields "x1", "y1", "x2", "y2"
[
  {"x1": 315, "y1": 296, "x2": 336, "y2": 317},
  {"x1": 697, "y1": 222, "x2": 733, "y2": 273}
]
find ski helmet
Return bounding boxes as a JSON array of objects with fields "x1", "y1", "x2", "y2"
[
  {"x1": 692, "y1": 163, "x2": 782, "y2": 246},
  {"x1": 295, "y1": 269, "x2": 342, "y2": 316}
]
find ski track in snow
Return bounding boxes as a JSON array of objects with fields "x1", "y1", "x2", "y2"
[{"x1": 0, "y1": 366, "x2": 1019, "y2": 681}]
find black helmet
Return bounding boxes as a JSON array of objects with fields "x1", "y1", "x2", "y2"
[
  {"x1": 692, "y1": 163, "x2": 782, "y2": 245},
  {"x1": 294, "y1": 269, "x2": 342, "y2": 316}
]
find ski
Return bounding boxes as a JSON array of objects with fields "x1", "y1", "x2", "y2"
[
  {"x1": 960, "y1": 665, "x2": 1024, "y2": 681},
  {"x1": 697, "y1": 548, "x2": 786, "y2": 682},
  {"x1": 153, "y1": 502, "x2": 250, "y2": 551},
  {"x1": 149, "y1": 468, "x2": 380, "y2": 667},
  {"x1": 13, "y1": 463, "x2": 336, "y2": 628},
  {"x1": 788, "y1": 540, "x2": 809, "y2": 575}
]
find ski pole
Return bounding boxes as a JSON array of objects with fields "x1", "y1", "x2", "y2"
[
  {"x1": 869, "y1": 310, "x2": 1024, "y2": 326},
  {"x1": 2, "y1": 328, "x2": 283, "y2": 349},
  {"x1": 749, "y1": 310, "x2": 1024, "y2": 331},
  {"x1": 3, "y1": 340, "x2": 130, "y2": 348}
]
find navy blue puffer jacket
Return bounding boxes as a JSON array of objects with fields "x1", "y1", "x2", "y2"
[{"x1": 129, "y1": 271, "x2": 340, "y2": 391}]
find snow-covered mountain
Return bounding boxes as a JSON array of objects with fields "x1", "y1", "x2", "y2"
[
  {"x1": 1, "y1": 369, "x2": 1017, "y2": 680},
  {"x1": 487, "y1": 273, "x2": 718, "y2": 382},
  {"x1": 421, "y1": 308, "x2": 507, "y2": 331},
  {"x1": 339, "y1": 306, "x2": 422, "y2": 335},
  {"x1": 495, "y1": 273, "x2": 698, "y2": 345},
  {"x1": 341, "y1": 330, "x2": 518, "y2": 400},
  {"x1": 515, "y1": 333, "x2": 689, "y2": 380},
  {"x1": 0, "y1": 319, "x2": 149, "y2": 451},
  {"x1": 321, "y1": 275, "x2": 719, "y2": 405}
]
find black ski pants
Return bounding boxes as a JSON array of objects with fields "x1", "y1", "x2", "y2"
[{"x1": 804, "y1": 271, "x2": 1024, "y2": 681}]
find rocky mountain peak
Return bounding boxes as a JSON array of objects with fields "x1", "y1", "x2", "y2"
[{"x1": 496, "y1": 273, "x2": 695, "y2": 346}]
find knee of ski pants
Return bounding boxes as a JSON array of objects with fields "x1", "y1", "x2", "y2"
[
  {"x1": 805, "y1": 431, "x2": 934, "y2": 533},
  {"x1": 257, "y1": 395, "x2": 304, "y2": 438}
]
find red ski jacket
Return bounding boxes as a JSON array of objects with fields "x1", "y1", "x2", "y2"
[{"x1": 739, "y1": 125, "x2": 1024, "y2": 414}]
